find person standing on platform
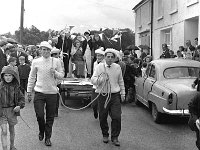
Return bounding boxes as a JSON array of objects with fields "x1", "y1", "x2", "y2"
[
  {"x1": 91, "y1": 47, "x2": 105, "y2": 119},
  {"x1": 56, "y1": 31, "x2": 72, "y2": 78},
  {"x1": 82, "y1": 31, "x2": 93, "y2": 78},
  {"x1": 27, "y1": 41, "x2": 64, "y2": 147},
  {"x1": 91, "y1": 48, "x2": 125, "y2": 146}
]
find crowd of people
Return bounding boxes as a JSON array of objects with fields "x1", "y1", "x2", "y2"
[{"x1": 1, "y1": 29, "x2": 200, "y2": 149}]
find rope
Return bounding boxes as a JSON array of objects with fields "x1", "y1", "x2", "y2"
[{"x1": 57, "y1": 71, "x2": 112, "y2": 111}]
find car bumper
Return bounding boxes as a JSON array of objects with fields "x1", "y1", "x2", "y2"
[{"x1": 163, "y1": 107, "x2": 189, "y2": 115}]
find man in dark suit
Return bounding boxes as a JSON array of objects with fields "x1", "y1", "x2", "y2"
[
  {"x1": 10, "y1": 45, "x2": 29, "y2": 66},
  {"x1": 55, "y1": 31, "x2": 72, "y2": 78},
  {"x1": 0, "y1": 43, "x2": 8, "y2": 74}
]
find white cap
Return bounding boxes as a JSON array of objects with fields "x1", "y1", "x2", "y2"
[
  {"x1": 51, "y1": 47, "x2": 60, "y2": 54},
  {"x1": 40, "y1": 41, "x2": 52, "y2": 50},
  {"x1": 104, "y1": 48, "x2": 118, "y2": 58},
  {"x1": 95, "y1": 47, "x2": 105, "y2": 55}
]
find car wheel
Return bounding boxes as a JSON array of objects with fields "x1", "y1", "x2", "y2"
[{"x1": 151, "y1": 103, "x2": 162, "y2": 123}]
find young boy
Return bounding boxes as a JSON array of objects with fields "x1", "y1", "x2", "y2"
[
  {"x1": 0, "y1": 66, "x2": 25, "y2": 150},
  {"x1": 4, "y1": 57, "x2": 19, "y2": 76},
  {"x1": 18, "y1": 56, "x2": 31, "y2": 94}
]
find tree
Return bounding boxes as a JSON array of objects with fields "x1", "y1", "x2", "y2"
[{"x1": 15, "y1": 25, "x2": 49, "y2": 45}]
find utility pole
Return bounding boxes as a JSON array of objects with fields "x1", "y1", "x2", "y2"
[{"x1": 20, "y1": 0, "x2": 24, "y2": 44}]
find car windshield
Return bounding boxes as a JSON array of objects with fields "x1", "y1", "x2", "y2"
[{"x1": 164, "y1": 67, "x2": 200, "y2": 79}]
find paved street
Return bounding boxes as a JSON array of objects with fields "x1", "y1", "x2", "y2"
[{"x1": 3, "y1": 99, "x2": 197, "y2": 150}]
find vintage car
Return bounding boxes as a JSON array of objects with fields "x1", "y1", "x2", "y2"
[{"x1": 135, "y1": 58, "x2": 200, "y2": 123}]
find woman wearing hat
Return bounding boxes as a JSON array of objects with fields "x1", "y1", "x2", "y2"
[{"x1": 71, "y1": 40, "x2": 85, "y2": 78}]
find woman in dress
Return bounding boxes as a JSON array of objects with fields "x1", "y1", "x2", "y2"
[{"x1": 71, "y1": 40, "x2": 85, "y2": 78}]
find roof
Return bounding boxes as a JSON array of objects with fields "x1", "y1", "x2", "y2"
[
  {"x1": 132, "y1": 0, "x2": 148, "y2": 10},
  {"x1": 152, "y1": 59, "x2": 200, "y2": 68}
]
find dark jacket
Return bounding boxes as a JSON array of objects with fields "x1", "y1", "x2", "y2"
[
  {"x1": 188, "y1": 93, "x2": 200, "y2": 131},
  {"x1": 0, "y1": 48, "x2": 7, "y2": 74},
  {"x1": 18, "y1": 64, "x2": 31, "y2": 79},
  {"x1": 0, "y1": 66, "x2": 25, "y2": 117},
  {"x1": 56, "y1": 36, "x2": 72, "y2": 58},
  {"x1": 193, "y1": 78, "x2": 200, "y2": 91}
]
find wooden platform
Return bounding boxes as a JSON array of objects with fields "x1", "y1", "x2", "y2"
[{"x1": 60, "y1": 78, "x2": 93, "y2": 105}]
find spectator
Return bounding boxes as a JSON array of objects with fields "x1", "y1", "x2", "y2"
[
  {"x1": 141, "y1": 62, "x2": 148, "y2": 77},
  {"x1": 160, "y1": 43, "x2": 170, "y2": 58},
  {"x1": 10, "y1": 45, "x2": 29, "y2": 66},
  {"x1": 184, "y1": 40, "x2": 195, "y2": 59},
  {"x1": 193, "y1": 45, "x2": 200, "y2": 61},
  {"x1": 195, "y1": 38, "x2": 198, "y2": 49},
  {"x1": 18, "y1": 56, "x2": 31, "y2": 94},
  {"x1": 0, "y1": 66, "x2": 25, "y2": 150},
  {"x1": 169, "y1": 50, "x2": 177, "y2": 58},
  {"x1": 176, "y1": 50, "x2": 183, "y2": 59}
]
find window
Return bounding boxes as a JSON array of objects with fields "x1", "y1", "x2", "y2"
[
  {"x1": 170, "y1": 0, "x2": 178, "y2": 14},
  {"x1": 149, "y1": 65, "x2": 156, "y2": 79},
  {"x1": 163, "y1": 29, "x2": 172, "y2": 49},
  {"x1": 137, "y1": 8, "x2": 142, "y2": 28},
  {"x1": 187, "y1": 0, "x2": 199, "y2": 6},
  {"x1": 164, "y1": 67, "x2": 200, "y2": 79},
  {"x1": 157, "y1": 0, "x2": 164, "y2": 18}
]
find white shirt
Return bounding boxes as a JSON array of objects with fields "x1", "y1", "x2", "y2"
[{"x1": 91, "y1": 62, "x2": 125, "y2": 95}]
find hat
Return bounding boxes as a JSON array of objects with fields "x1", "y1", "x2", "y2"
[
  {"x1": 104, "y1": 48, "x2": 117, "y2": 58},
  {"x1": 95, "y1": 47, "x2": 105, "y2": 55},
  {"x1": 0, "y1": 40, "x2": 8, "y2": 47},
  {"x1": 40, "y1": 41, "x2": 52, "y2": 50},
  {"x1": 51, "y1": 47, "x2": 60, "y2": 54}
]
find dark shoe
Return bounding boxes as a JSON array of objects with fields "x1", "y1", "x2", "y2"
[
  {"x1": 103, "y1": 137, "x2": 109, "y2": 143},
  {"x1": 112, "y1": 138, "x2": 120, "y2": 146},
  {"x1": 45, "y1": 138, "x2": 52, "y2": 146},
  {"x1": 10, "y1": 146, "x2": 17, "y2": 150},
  {"x1": 38, "y1": 133, "x2": 44, "y2": 141},
  {"x1": 94, "y1": 111, "x2": 98, "y2": 119}
]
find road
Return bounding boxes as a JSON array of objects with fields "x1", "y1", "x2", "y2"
[{"x1": 6, "y1": 99, "x2": 197, "y2": 150}]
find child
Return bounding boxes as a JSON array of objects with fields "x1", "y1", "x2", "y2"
[
  {"x1": 4, "y1": 57, "x2": 19, "y2": 75},
  {"x1": 18, "y1": 56, "x2": 31, "y2": 94},
  {"x1": 141, "y1": 62, "x2": 147, "y2": 77},
  {"x1": 0, "y1": 66, "x2": 25, "y2": 150}
]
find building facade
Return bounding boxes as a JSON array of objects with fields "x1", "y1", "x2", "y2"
[{"x1": 133, "y1": 0, "x2": 200, "y2": 59}]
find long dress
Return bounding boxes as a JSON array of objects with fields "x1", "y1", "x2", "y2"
[
  {"x1": 84, "y1": 43, "x2": 91, "y2": 75},
  {"x1": 71, "y1": 48, "x2": 85, "y2": 78}
]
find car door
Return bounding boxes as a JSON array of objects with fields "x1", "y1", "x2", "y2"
[
  {"x1": 143, "y1": 64, "x2": 157, "y2": 106},
  {"x1": 135, "y1": 64, "x2": 151, "y2": 102}
]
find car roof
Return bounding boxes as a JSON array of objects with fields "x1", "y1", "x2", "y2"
[{"x1": 152, "y1": 59, "x2": 200, "y2": 68}]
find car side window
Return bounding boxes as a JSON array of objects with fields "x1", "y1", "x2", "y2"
[{"x1": 149, "y1": 65, "x2": 156, "y2": 79}]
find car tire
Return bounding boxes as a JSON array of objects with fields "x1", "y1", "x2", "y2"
[{"x1": 151, "y1": 103, "x2": 162, "y2": 123}]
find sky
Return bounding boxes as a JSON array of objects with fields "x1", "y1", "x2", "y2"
[{"x1": 0, "y1": 0, "x2": 141, "y2": 34}]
